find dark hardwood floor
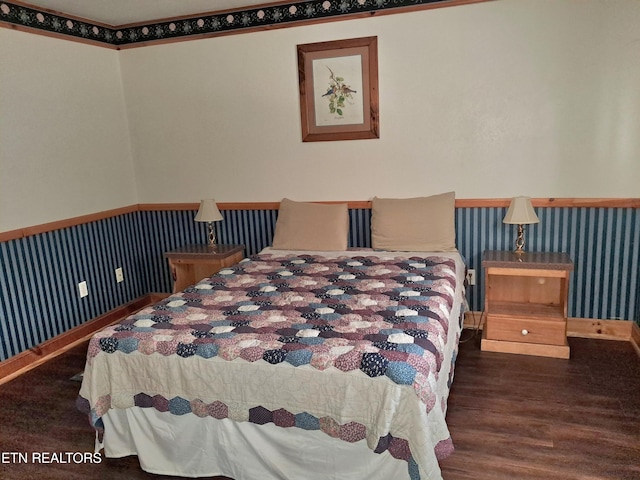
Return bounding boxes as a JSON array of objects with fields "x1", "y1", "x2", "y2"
[
  {"x1": 0, "y1": 332, "x2": 638, "y2": 480},
  {"x1": 440, "y1": 333, "x2": 640, "y2": 480}
]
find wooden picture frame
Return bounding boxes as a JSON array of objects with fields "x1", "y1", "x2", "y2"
[{"x1": 297, "y1": 36, "x2": 379, "y2": 142}]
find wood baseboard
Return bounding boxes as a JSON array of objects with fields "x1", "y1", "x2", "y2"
[
  {"x1": 464, "y1": 312, "x2": 635, "y2": 342},
  {"x1": 0, "y1": 293, "x2": 169, "y2": 386},
  {"x1": 631, "y1": 322, "x2": 640, "y2": 358},
  {"x1": 566, "y1": 317, "x2": 634, "y2": 341}
]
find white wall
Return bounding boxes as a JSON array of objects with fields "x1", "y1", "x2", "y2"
[
  {"x1": 2, "y1": 0, "x2": 639, "y2": 233},
  {"x1": 120, "y1": 0, "x2": 640, "y2": 204},
  {"x1": 0, "y1": 29, "x2": 137, "y2": 232}
]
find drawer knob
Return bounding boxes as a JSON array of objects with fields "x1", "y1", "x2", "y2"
[{"x1": 521, "y1": 329, "x2": 529, "y2": 336}]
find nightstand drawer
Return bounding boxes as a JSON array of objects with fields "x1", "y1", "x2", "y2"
[{"x1": 485, "y1": 316, "x2": 567, "y2": 345}]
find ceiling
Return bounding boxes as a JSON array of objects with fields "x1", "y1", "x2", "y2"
[{"x1": 18, "y1": 0, "x2": 285, "y2": 26}]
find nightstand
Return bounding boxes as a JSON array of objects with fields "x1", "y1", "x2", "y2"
[
  {"x1": 165, "y1": 244, "x2": 245, "y2": 293},
  {"x1": 480, "y1": 250, "x2": 573, "y2": 359}
]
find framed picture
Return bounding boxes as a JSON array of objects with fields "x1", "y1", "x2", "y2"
[{"x1": 297, "y1": 36, "x2": 379, "y2": 142}]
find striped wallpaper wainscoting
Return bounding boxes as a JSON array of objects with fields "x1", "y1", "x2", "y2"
[
  {"x1": 456, "y1": 207, "x2": 639, "y2": 321},
  {"x1": 0, "y1": 214, "x2": 146, "y2": 361},
  {"x1": 0, "y1": 204, "x2": 638, "y2": 361}
]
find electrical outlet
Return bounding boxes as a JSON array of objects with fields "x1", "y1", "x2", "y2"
[
  {"x1": 466, "y1": 269, "x2": 476, "y2": 286},
  {"x1": 78, "y1": 281, "x2": 88, "y2": 298},
  {"x1": 115, "y1": 267, "x2": 124, "y2": 283}
]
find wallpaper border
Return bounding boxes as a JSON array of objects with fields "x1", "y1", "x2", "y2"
[{"x1": 0, "y1": 0, "x2": 487, "y2": 48}]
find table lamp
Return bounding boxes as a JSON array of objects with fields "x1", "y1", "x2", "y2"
[
  {"x1": 503, "y1": 196, "x2": 539, "y2": 254},
  {"x1": 194, "y1": 199, "x2": 223, "y2": 247}
]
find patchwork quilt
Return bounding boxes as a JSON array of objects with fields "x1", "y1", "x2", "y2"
[{"x1": 78, "y1": 250, "x2": 464, "y2": 480}]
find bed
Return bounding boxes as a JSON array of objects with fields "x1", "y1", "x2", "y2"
[{"x1": 77, "y1": 194, "x2": 466, "y2": 480}]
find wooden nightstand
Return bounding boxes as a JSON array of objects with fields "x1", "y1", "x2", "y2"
[
  {"x1": 165, "y1": 244, "x2": 245, "y2": 293},
  {"x1": 480, "y1": 250, "x2": 573, "y2": 359}
]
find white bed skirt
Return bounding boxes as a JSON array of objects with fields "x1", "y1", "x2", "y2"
[{"x1": 101, "y1": 408, "x2": 411, "y2": 479}]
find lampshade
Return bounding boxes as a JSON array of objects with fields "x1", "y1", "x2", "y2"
[
  {"x1": 503, "y1": 197, "x2": 539, "y2": 225},
  {"x1": 194, "y1": 199, "x2": 223, "y2": 223}
]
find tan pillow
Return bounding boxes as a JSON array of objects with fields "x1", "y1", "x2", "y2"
[
  {"x1": 371, "y1": 192, "x2": 456, "y2": 251},
  {"x1": 271, "y1": 198, "x2": 349, "y2": 251}
]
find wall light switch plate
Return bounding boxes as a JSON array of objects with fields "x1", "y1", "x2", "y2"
[
  {"x1": 78, "y1": 281, "x2": 88, "y2": 298},
  {"x1": 115, "y1": 267, "x2": 124, "y2": 283}
]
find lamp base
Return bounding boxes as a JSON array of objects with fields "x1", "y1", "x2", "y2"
[
  {"x1": 514, "y1": 224, "x2": 526, "y2": 253},
  {"x1": 207, "y1": 222, "x2": 217, "y2": 247}
]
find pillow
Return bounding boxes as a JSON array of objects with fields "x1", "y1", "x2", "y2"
[
  {"x1": 271, "y1": 198, "x2": 349, "y2": 251},
  {"x1": 371, "y1": 192, "x2": 456, "y2": 252}
]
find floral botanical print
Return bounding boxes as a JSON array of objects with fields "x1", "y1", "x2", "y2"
[{"x1": 322, "y1": 66, "x2": 357, "y2": 117}]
